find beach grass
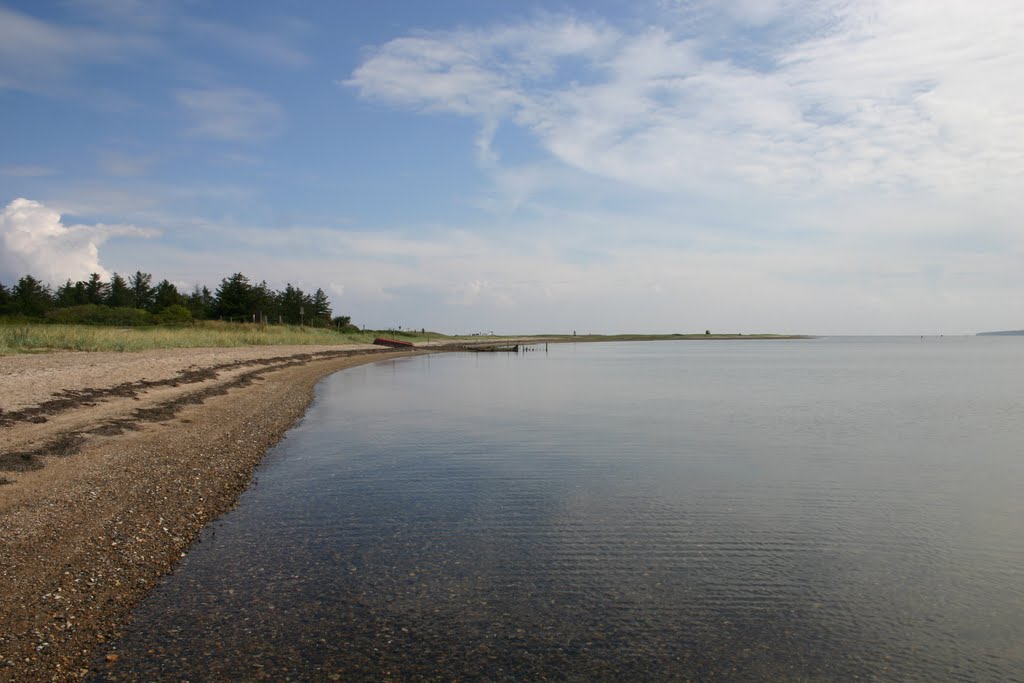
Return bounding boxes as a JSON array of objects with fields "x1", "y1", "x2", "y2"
[{"x1": 0, "y1": 322, "x2": 447, "y2": 355}]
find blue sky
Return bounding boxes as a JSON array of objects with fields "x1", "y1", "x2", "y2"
[{"x1": 2, "y1": 0, "x2": 1023, "y2": 334}]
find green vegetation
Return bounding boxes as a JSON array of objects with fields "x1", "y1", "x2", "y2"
[
  {"x1": 0, "y1": 322, "x2": 341, "y2": 354},
  {"x1": 0, "y1": 322, "x2": 461, "y2": 355},
  {"x1": 0, "y1": 268, "x2": 381, "y2": 354},
  {"x1": 0, "y1": 323, "x2": 450, "y2": 355},
  {"x1": 0, "y1": 270, "x2": 350, "y2": 329}
]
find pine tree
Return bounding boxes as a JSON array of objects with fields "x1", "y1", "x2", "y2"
[
  {"x1": 129, "y1": 271, "x2": 154, "y2": 310},
  {"x1": 12, "y1": 275, "x2": 53, "y2": 317},
  {"x1": 83, "y1": 273, "x2": 108, "y2": 305},
  {"x1": 252, "y1": 280, "x2": 276, "y2": 323},
  {"x1": 106, "y1": 273, "x2": 134, "y2": 308},
  {"x1": 186, "y1": 285, "x2": 215, "y2": 319},
  {"x1": 0, "y1": 282, "x2": 11, "y2": 315},
  {"x1": 213, "y1": 273, "x2": 255, "y2": 320},
  {"x1": 55, "y1": 279, "x2": 88, "y2": 307},
  {"x1": 311, "y1": 288, "x2": 332, "y2": 325},
  {"x1": 276, "y1": 283, "x2": 308, "y2": 324},
  {"x1": 150, "y1": 280, "x2": 183, "y2": 312}
]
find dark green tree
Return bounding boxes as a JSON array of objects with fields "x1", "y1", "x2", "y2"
[
  {"x1": 106, "y1": 273, "x2": 134, "y2": 308},
  {"x1": 311, "y1": 288, "x2": 332, "y2": 326},
  {"x1": 12, "y1": 275, "x2": 53, "y2": 317},
  {"x1": 252, "y1": 280, "x2": 277, "y2": 323},
  {"x1": 276, "y1": 283, "x2": 310, "y2": 325},
  {"x1": 55, "y1": 279, "x2": 89, "y2": 307},
  {"x1": 150, "y1": 280, "x2": 183, "y2": 312},
  {"x1": 83, "y1": 273, "x2": 108, "y2": 305},
  {"x1": 186, "y1": 285, "x2": 215, "y2": 320},
  {"x1": 213, "y1": 273, "x2": 255, "y2": 320},
  {"x1": 129, "y1": 271, "x2": 154, "y2": 310},
  {"x1": 0, "y1": 281, "x2": 11, "y2": 315}
]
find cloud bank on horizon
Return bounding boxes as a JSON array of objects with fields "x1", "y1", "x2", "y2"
[{"x1": 1, "y1": 0, "x2": 1022, "y2": 334}]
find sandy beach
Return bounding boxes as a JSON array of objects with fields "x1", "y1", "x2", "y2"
[{"x1": 0, "y1": 345, "x2": 417, "y2": 682}]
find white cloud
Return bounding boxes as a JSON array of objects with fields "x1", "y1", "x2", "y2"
[
  {"x1": 183, "y1": 19, "x2": 311, "y2": 68},
  {"x1": 345, "y1": 17, "x2": 618, "y2": 159},
  {"x1": 0, "y1": 165, "x2": 58, "y2": 177},
  {"x1": 176, "y1": 87, "x2": 285, "y2": 141},
  {"x1": 0, "y1": 6, "x2": 155, "y2": 91},
  {"x1": 98, "y1": 152, "x2": 156, "y2": 177},
  {"x1": 104, "y1": 191, "x2": 1020, "y2": 335},
  {"x1": 0, "y1": 198, "x2": 156, "y2": 285},
  {"x1": 346, "y1": 3, "x2": 1024, "y2": 200},
  {"x1": 64, "y1": 0, "x2": 171, "y2": 28}
]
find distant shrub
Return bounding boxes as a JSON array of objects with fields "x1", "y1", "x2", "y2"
[
  {"x1": 46, "y1": 305, "x2": 153, "y2": 326},
  {"x1": 155, "y1": 304, "x2": 193, "y2": 326}
]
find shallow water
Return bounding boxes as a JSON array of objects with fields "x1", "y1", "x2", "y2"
[{"x1": 95, "y1": 338, "x2": 1023, "y2": 680}]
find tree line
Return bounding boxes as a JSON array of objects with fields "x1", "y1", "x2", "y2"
[{"x1": 0, "y1": 271, "x2": 354, "y2": 329}]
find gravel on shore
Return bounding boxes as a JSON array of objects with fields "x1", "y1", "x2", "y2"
[{"x1": 0, "y1": 346, "x2": 418, "y2": 682}]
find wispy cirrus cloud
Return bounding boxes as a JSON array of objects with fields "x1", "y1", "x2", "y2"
[
  {"x1": 0, "y1": 5, "x2": 156, "y2": 92},
  {"x1": 0, "y1": 165, "x2": 58, "y2": 177},
  {"x1": 335, "y1": 1, "x2": 1024, "y2": 333},
  {"x1": 97, "y1": 152, "x2": 157, "y2": 177},
  {"x1": 176, "y1": 87, "x2": 285, "y2": 142},
  {"x1": 183, "y1": 19, "x2": 312, "y2": 68},
  {"x1": 1, "y1": 4, "x2": 311, "y2": 96},
  {"x1": 346, "y1": 2, "x2": 1024, "y2": 200},
  {"x1": 63, "y1": 0, "x2": 172, "y2": 29}
]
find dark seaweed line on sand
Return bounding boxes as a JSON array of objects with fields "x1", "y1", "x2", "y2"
[
  {"x1": 0, "y1": 348, "x2": 406, "y2": 478},
  {"x1": 0, "y1": 348, "x2": 401, "y2": 428}
]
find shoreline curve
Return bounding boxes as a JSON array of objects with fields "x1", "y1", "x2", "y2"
[{"x1": 0, "y1": 345, "x2": 419, "y2": 681}]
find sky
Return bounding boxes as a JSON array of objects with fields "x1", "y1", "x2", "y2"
[{"x1": 1, "y1": 0, "x2": 1023, "y2": 335}]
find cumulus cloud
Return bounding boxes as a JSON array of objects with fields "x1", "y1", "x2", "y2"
[{"x1": 0, "y1": 198, "x2": 155, "y2": 285}]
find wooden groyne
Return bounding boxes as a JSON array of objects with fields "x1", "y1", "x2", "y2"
[
  {"x1": 433, "y1": 341, "x2": 548, "y2": 354},
  {"x1": 467, "y1": 344, "x2": 519, "y2": 353}
]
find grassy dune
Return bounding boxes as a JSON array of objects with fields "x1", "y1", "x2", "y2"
[{"x1": 0, "y1": 322, "x2": 444, "y2": 355}]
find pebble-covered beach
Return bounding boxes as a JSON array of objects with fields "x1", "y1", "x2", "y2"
[{"x1": 0, "y1": 345, "x2": 415, "y2": 682}]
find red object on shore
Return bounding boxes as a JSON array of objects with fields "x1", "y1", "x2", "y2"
[{"x1": 373, "y1": 337, "x2": 415, "y2": 348}]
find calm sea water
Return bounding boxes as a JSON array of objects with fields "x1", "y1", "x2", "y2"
[{"x1": 95, "y1": 338, "x2": 1023, "y2": 681}]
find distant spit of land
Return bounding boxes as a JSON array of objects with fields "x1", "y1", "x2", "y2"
[
  {"x1": 540, "y1": 333, "x2": 811, "y2": 342},
  {"x1": 0, "y1": 323, "x2": 811, "y2": 355},
  {"x1": 977, "y1": 330, "x2": 1024, "y2": 336}
]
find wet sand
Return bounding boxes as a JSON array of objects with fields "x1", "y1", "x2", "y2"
[{"x1": 0, "y1": 345, "x2": 418, "y2": 682}]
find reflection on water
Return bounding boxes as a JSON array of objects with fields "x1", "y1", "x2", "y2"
[{"x1": 95, "y1": 339, "x2": 1024, "y2": 681}]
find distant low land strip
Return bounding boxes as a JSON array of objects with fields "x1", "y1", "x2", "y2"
[
  {"x1": 0, "y1": 323, "x2": 810, "y2": 356},
  {"x1": 976, "y1": 329, "x2": 1024, "y2": 336}
]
